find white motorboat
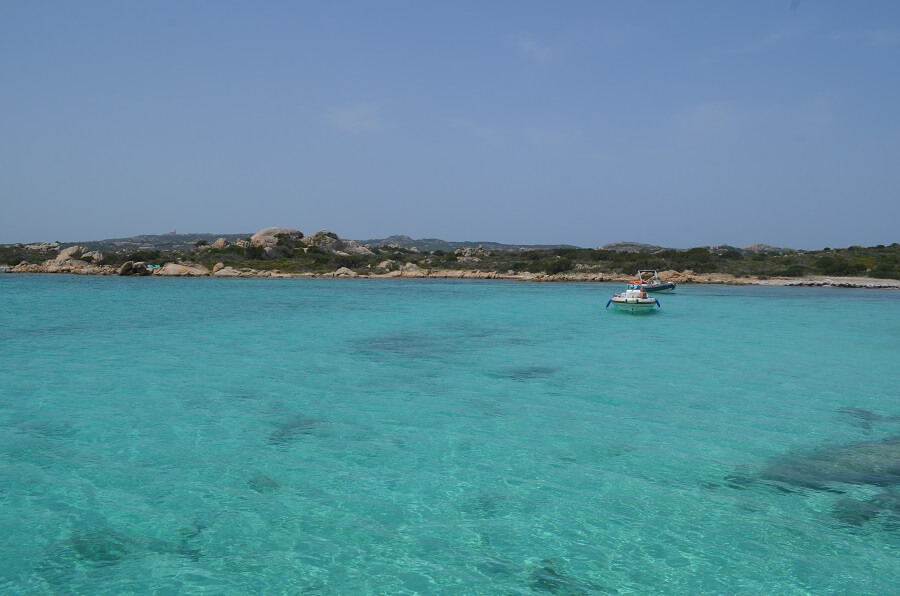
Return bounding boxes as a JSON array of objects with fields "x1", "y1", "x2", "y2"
[{"x1": 606, "y1": 281, "x2": 661, "y2": 312}]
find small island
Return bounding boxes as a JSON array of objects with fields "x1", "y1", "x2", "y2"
[{"x1": 1, "y1": 227, "x2": 898, "y2": 288}]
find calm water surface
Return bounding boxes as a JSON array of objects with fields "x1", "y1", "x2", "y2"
[{"x1": 1, "y1": 275, "x2": 898, "y2": 593}]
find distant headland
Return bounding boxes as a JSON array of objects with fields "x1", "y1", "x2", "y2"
[{"x1": 1, "y1": 227, "x2": 897, "y2": 288}]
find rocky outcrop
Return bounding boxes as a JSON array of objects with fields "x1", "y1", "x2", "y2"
[
  {"x1": 56, "y1": 246, "x2": 87, "y2": 262},
  {"x1": 332, "y1": 267, "x2": 358, "y2": 278},
  {"x1": 212, "y1": 238, "x2": 228, "y2": 249},
  {"x1": 305, "y1": 230, "x2": 339, "y2": 241},
  {"x1": 25, "y1": 242, "x2": 60, "y2": 251},
  {"x1": 413, "y1": 269, "x2": 508, "y2": 280},
  {"x1": 11, "y1": 260, "x2": 117, "y2": 275},
  {"x1": 786, "y1": 279, "x2": 899, "y2": 289},
  {"x1": 212, "y1": 266, "x2": 292, "y2": 278},
  {"x1": 388, "y1": 262, "x2": 427, "y2": 277},
  {"x1": 17, "y1": 261, "x2": 50, "y2": 273},
  {"x1": 597, "y1": 241, "x2": 668, "y2": 253},
  {"x1": 454, "y1": 245, "x2": 488, "y2": 258},
  {"x1": 657, "y1": 269, "x2": 691, "y2": 282},
  {"x1": 304, "y1": 230, "x2": 374, "y2": 256},
  {"x1": 11, "y1": 261, "x2": 46, "y2": 273},
  {"x1": 118, "y1": 261, "x2": 150, "y2": 276},
  {"x1": 5, "y1": 259, "x2": 897, "y2": 288},
  {"x1": 744, "y1": 243, "x2": 789, "y2": 254},
  {"x1": 46, "y1": 259, "x2": 90, "y2": 271},
  {"x1": 154, "y1": 263, "x2": 210, "y2": 277},
  {"x1": 212, "y1": 266, "x2": 245, "y2": 277},
  {"x1": 250, "y1": 227, "x2": 303, "y2": 249},
  {"x1": 42, "y1": 245, "x2": 106, "y2": 270},
  {"x1": 304, "y1": 230, "x2": 343, "y2": 251},
  {"x1": 343, "y1": 242, "x2": 375, "y2": 256}
]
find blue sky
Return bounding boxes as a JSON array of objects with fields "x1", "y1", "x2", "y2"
[{"x1": 1, "y1": 1, "x2": 898, "y2": 249}]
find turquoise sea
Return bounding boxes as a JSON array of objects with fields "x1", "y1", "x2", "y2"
[{"x1": 1, "y1": 275, "x2": 897, "y2": 594}]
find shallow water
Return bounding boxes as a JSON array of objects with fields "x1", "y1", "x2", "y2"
[{"x1": 1, "y1": 275, "x2": 898, "y2": 593}]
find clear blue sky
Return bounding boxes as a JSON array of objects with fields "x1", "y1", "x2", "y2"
[{"x1": 1, "y1": 1, "x2": 898, "y2": 249}]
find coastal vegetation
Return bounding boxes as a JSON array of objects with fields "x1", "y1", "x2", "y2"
[{"x1": 2, "y1": 232, "x2": 898, "y2": 280}]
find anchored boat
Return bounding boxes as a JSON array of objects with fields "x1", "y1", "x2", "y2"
[
  {"x1": 606, "y1": 281, "x2": 661, "y2": 312},
  {"x1": 638, "y1": 270, "x2": 676, "y2": 293}
]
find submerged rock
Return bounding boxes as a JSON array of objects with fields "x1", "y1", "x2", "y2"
[
  {"x1": 528, "y1": 558, "x2": 616, "y2": 594},
  {"x1": 38, "y1": 524, "x2": 201, "y2": 580},
  {"x1": 718, "y1": 436, "x2": 900, "y2": 528},
  {"x1": 758, "y1": 435, "x2": 900, "y2": 491},
  {"x1": 831, "y1": 490, "x2": 900, "y2": 527},
  {"x1": 66, "y1": 529, "x2": 134, "y2": 566},
  {"x1": 248, "y1": 474, "x2": 281, "y2": 493},
  {"x1": 268, "y1": 417, "x2": 320, "y2": 445},
  {"x1": 839, "y1": 407, "x2": 900, "y2": 431},
  {"x1": 725, "y1": 435, "x2": 900, "y2": 503},
  {"x1": 832, "y1": 497, "x2": 884, "y2": 526}
]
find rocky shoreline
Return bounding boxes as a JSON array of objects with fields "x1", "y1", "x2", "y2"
[
  {"x1": 3, "y1": 259, "x2": 898, "y2": 289},
  {"x1": 3, "y1": 228, "x2": 897, "y2": 289}
]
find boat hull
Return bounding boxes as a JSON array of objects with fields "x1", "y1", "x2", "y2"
[
  {"x1": 643, "y1": 282, "x2": 676, "y2": 293},
  {"x1": 607, "y1": 297, "x2": 660, "y2": 312}
]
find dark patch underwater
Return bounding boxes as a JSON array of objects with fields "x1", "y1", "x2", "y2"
[
  {"x1": 490, "y1": 366, "x2": 559, "y2": 381},
  {"x1": 267, "y1": 417, "x2": 322, "y2": 445}
]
